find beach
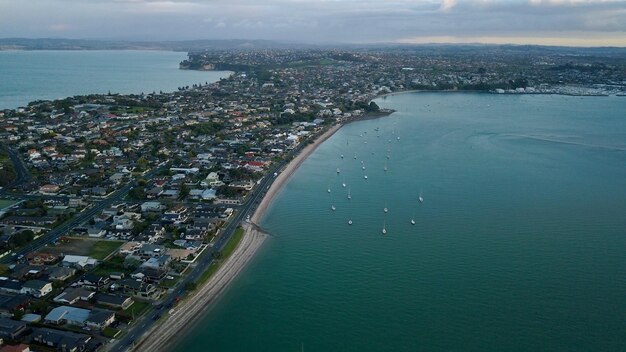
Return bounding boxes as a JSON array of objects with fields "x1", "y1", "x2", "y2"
[{"x1": 133, "y1": 123, "x2": 343, "y2": 351}]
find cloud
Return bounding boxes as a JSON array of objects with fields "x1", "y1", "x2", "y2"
[{"x1": 0, "y1": 0, "x2": 625, "y2": 45}]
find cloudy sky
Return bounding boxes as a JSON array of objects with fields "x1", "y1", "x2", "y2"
[{"x1": 1, "y1": 0, "x2": 625, "y2": 46}]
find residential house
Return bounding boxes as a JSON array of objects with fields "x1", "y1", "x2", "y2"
[
  {"x1": 95, "y1": 294, "x2": 133, "y2": 310},
  {"x1": 47, "y1": 267, "x2": 76, "y2": 283},
  {"x1": 21, "y1": 280, "x2": 52, "y2": 298},
  {"x1": 85, "y1": 309, "x2": 115, "y2": 330},
  {"x1": 0, "y1": 317, "x2": 28, "y2": 341},
  {"x1": 0, "y1": 281, "x2": 22, "y2": 295},
  {"x1": 118, "y1": 279, "x2": 158, "y2": 299},
  {"x1": 44, "y1": 306, "x2": 90, "y2": 326},
  {"x1": 53, "y1": 288, "x2": 95, "y2": 305},
  {"x1": 26, "y1": 253, "x2": 60, "y2": 266},
  {"x1": 72, "y1": 274, "x2": 110, "y2": 291},
  {"x1": 61, "y1": 255, "x2": 98, "y2": 270},
  {"x1": 31, "y1": 328, "x2": 91, "y2": 352}
]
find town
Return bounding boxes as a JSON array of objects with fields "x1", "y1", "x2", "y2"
[{"x1": 0, "y1": 46, "x2": 624, "y2": 351}]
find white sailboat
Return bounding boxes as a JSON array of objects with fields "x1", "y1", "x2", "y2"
[
  {"x1": 331, "y1": 205, "x2": 336, "y2": 211},
  {"x1": 382, "y1": 220, "x2": 387, "y2": 235},
  {"x1": 327, "y1": 185, "x2": 331, "y2": 193},
  {"x1": 411, "y1": 218, "x2": 416, "y2": 225},
  {"x1": 347, "y1": 188, "x2": 351, "y2": 200},
  {"x1": 384, "y1": 160, "x2": 388, "y2": 172},
  {"x1": 418, "y1": 189, "x2": 424, "y2": 203},
  {"x1": 342, "y1": 176, "x2": 346, "y2": 188},
  {"x1": 348, "y1": 219, "x2": 353, "y2": 225},
  {"x1": 336, "y1": 167, "x2": 340, "y2": 174}
]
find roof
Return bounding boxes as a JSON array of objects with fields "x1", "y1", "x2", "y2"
[
  {"x1": 87, "y1": 309, "x2": 115, "y2": 325},
  {"x1": 96, "y1": 293, "x2": 132, "y2": 306},
  {"x1": 45, "y1": 306, "x2": 90, "y2": 324},
  {"x1": 22, "y1": 279, "x2": 50, "y2": 290}
]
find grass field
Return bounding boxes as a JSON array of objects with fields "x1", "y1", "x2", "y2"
[
  {"x1": 195, "y1": 227, "x2": 245, "y2": 287},
  {"x1": 43, "y1": 238, "x2": 121, "y2": 260},
  {"x1": 0, "y1": 199, "x2": 18, "y2": 210}
]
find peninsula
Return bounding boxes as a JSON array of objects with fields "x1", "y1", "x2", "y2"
[{"x1": 0, "y1": 45, "x2": 624, "y2": 352}]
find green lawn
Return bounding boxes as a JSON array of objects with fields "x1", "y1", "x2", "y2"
[
  {"x1": 88, "y1": 241, "x2": 122, "y2": 260},
  {"x1": 0, "y1": 199, "x2": 18, "y2": 210},
  {"x1": 221, "y1": 227, "x2": 244, "y2": 259},
  {"x1": 125, "y1": 300, "x2": 151, "y2": 319},
  {"x1": 159, "y1": 275, "x2": 181, "y2": 289},
  {"x1": 102, "y1": 327, "x2": 121, "y2": 338},
  {"x1": 194, "y1": 227, "x2": 245, "y2": 287},
  {"x1": 91, "y1": 256, "x2": 132, "y2": 276}
]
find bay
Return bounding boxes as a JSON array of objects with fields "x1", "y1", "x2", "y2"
[
  {"x1": 0, "y1": 50, "x2": 229, "y2": 109},
  {"x1": 177, "y1": 92, "x2": 626, "y2": 351}
]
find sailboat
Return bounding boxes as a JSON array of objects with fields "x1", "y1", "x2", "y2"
[
  {"x1": 411, "y1": 218, "x2": 416, "y2": 225},
  {"x1": 418, "y1": 189, "x2": 424, "y2": 203},
  {"x1": 342, "y1": 178, "x2": 347, "y2": 188},
  {"x1": 384, "y1": 160, "x2": 388, "y2": 172},
  {"x1": 347, "y1": 188, "x2": 352, "y2": 200},
  {"x1": 331, "y1": 204, "x2": 336, "y2": 211},
  {"x1": 340, "y1": 154, "x2": 344, "y2": 159},
  {"x1": 327, "y1": 185, "x2": 331, "y2": 193},
  {"x1": 382, "y1": 220, "x2": 387, "y2": 235},
  {"x1": 348, "y1": 219, "x2": 353, "y2": 225},
  {"x1": 336, "y1": 168, "x2": 340, "y2": 174}
]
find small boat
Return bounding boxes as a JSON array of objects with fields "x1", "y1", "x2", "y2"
[
  {"x1": 364, "y1": 175, "x2": 368, "y2": 179},
  {"x1": 347, "y1": 188, "x2": 351, "y2": 200},
  {"x1": 342, "y1": 182, "x2": 346, "y2": 188},
  {"x1": 411, "y1": 219, "x2": 415, "y2": 225},
  {"x1": 348, "y1": 219, "x2": 353, "y2": 225},
  {"x1": 327, "y1": 185, "x2": 331, "y2": 193},
  {"x1": 331, "y1": 205, "x2": 336, "y2": 211},
  {"x1": 384, "y1": 160, "x2": 388, "y2": 172},
  {"x1": 340, "y1": 154, "x2": 344, "y2": 159},
  {"x1": 382, "y1": 221, "x2": 387, "y2": 235},
  {"x1": 384, "y1": 207, "x2": 388, "y2": 213},
  {"x1": 354, "y1": 154, "x2": 357, "y2": 159},
  {"x1": 418, "y1": 189, "x2": 424, "y2": 203},
  {"x1": 362, "y1": 166, "x2": 366, "y2": 170},
  {"x1": 336, "y1": 168, "x2": 340, "y2": 174},
  {"x1": 397, "y1": 136, "x2": 400, "y2": 141}
]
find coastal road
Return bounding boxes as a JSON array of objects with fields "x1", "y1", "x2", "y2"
[{"x1": 113, "y1": 143, "x2": 305, "y2": 351}]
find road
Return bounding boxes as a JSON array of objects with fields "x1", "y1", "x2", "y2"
[
  {"x1": 112, "y1": 148, "x2": 302, "y2": 351},
  {"x1": 0, "y1": 164, "x2": 167, "y2": 264}
]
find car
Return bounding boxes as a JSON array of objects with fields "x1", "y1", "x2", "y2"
[{"x1": 166, "y1": 276, "x2": 174, "y2": 280}]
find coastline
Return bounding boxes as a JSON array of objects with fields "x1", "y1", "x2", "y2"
[
  {"x1": 134, "y1": 123, "x2": 343, "y2": 351},
  {"x1": 251, "y1": 123, "x2": 342, "y2": 225},
  {"x1": 134, "y1": 223, "x2": 267, "y2": 352}
]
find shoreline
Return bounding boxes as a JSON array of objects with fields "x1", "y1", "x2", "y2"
[
  {"x1": 135, "y1": 123, "x2": 344, "y2": 351},
  {"x1": 251, "y1": 123, "x2": 342, "y2": 225},
  {"x1": 134, "y1": 223, "x2": 267, "y2": 352}
]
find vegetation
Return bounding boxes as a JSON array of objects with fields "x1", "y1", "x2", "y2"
[{"x1": 88, "y1": 240, "x2": 122, "y2": 260}]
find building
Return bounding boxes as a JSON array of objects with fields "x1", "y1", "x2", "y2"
[
  {"x1": 53, "y1": 288, "x2": 95, "y2": 305},
  {"x1": 61, "y1": 255, "x2": 98, "y2": 270},
  {"x1": 21, "y1": 280, "x2": 52, "y2": 298},
  {"x1": 0, "y1": 317, "x2": 28, "y2": 340},
  {"x1": 95, "y1": 293, "x2": 134, "y2": 310},
  {"x1": 44, "y1": 306, "x2": 90, "y2": 326},
  {"x1": 31, "y1": 328, "x2": 91, "y2": 352}
]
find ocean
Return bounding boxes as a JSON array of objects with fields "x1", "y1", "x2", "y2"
[
  {"x1": 0, "y1": 50, "x2": 229, "y2": 109},
  {"x1": 185, "y1": 92, "x2": 626, "y2": 351}
]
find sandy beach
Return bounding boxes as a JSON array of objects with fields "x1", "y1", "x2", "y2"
[{"x1": 132, "y1": 123, "x2": 343, "y2": 351}]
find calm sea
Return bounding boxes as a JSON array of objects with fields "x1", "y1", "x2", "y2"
[
  {"x1": 0, "y1": 50, "x2": 229, "y2": 109},
  {"x1": 178, "y1": 92, "x2": 626, "y2": 351}
]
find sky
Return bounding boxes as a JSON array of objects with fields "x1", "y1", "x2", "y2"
[{"x1": 1, "y1": 0, "x2": 625, "y2": 47}]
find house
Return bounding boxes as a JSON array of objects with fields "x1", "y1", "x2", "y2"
[
  {"x1": 53, "y1": 288, "x2": 95, "y2": 305},
  {"x1": 138, "y1": 244, "x2": 165, "y2": 258},
  {"x1": 26, "y1": 253, "x2": 60, "y2": 266},
  {"x1": 85, "y1": 309, "x2": 115, "y2": 330},
  {"x1": 0, "y1": 281, "x2": 22, "y2": 295},
  {"x1": 61, "y1": 255, "x2": 98, "y2": 270},
  {"x1": 132, "y1": 268, "x2": 167, "y2": 283},
  {"x1": 0, "y1": 317, "x2": 28, "y2": 341},
  {"x1": 0, "y1": 294, "x2": 30, "y2": 318},
  {"x1": 139, "y1": 255, "x2": 171, "y2": 270},
  {"x1": 95, "y1": 293, "x2": 134, "y2": 310},
  {"x1": 44, "y1": 306, "x2": 90, "y2": 326},
  {"x1": 0, "y1": 343, "x2": 30, "y2": 352},
  {"x1": 21, "y1": 280, "x2": 52, "y2": 298},
  {"x1": 72, "y1": 274, "x2": 110, "y2": 291},
  {"x1": 31, "y1": 328, "x2": 91, "y2": 351},
  {"x1": 87, "y1": 228, "x2": 106, "y2": 238},
  {"x1": 48, "y1": 267, "x2": 76, "y2": 282},
  {"x1": 39, "y1": 184, "x2": 60, "y2": 195},
  {"x1": 118, "y1": 279, "x2": 158, "y2": 299},
  {"x1": 140, "y1": 201, "x2": 163, "y2": 213}
]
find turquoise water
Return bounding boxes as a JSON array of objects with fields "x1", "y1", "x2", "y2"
[
  {"x1": 176, "y1": 93, "x2": 626, "y2": 351},
  {"x1": 0, "y1": 50, "x2": 229, "y2": 109}
]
